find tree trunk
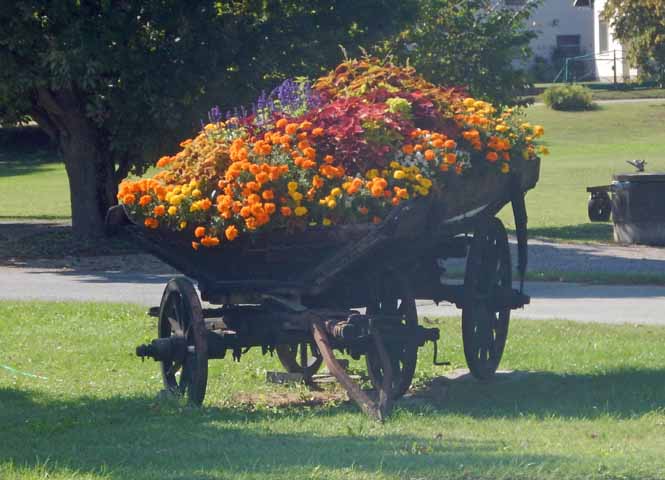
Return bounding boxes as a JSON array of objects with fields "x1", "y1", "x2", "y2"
[
  {"x1": 33, "y1": 87, "x2": 119, "y2": 241},
  {"x1": 62, "y1": 138, "x2": 116, "y2": 241}
]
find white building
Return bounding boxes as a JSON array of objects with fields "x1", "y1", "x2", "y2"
[
  {"x1": 505, "y1": 0, "x2": 639, "y2": 82},
  {"x1": 523, "y1": 0, "x2": 595, "y2": 69},
  {"x1": 574, "y1": 0, "x2": 639, "y2": 82}
]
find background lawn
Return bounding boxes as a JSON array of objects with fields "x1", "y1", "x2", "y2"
[
  {"x1": 499, "y1": 99, "x2": 665, "y2": 241},
  {"x1": 2, "y1": 101, "x2": 665, "y2": 241},
  {"x1": 1, "y1": 301, "x2": 664, "y2": 479},
  {"x1": 0, "y1": 148, "x2": 69, "y2": 220}
]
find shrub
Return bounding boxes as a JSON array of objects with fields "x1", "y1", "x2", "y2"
[{"x1": 543, "y1": 85, "x2": 595, "y2": 111}]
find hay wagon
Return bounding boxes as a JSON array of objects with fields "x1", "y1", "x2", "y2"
[{"x1": 107, "y1": 158, "x2": 539, "y2": 420}]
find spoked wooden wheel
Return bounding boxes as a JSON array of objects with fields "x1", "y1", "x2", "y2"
[
  {"x1": 462, "y1": 217, "x2": 511, "y2": 380},
  {"x1": 158, "y1": 277, "x2": 208, "y2": 405},
  {"x1": 365, "y1": 281, "x2": 418, "y2": 399},
  {"x1": 276, "y1": 343, "x2": 323, "y2": 377}
]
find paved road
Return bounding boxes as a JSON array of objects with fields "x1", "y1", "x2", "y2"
[{"x1": 1, "y1": 265, "x2": 663, "y2": 325}]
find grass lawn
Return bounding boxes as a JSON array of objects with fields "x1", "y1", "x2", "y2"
[
  {"x1": 498, "y1": 99, "x2": 665, "y2": 242},
  {"x1": 1, "y1": 301, "x2": 665, "y2": 479},
  {"x1": 0, "y1": 147, "x2": 69, "y2": 220}
]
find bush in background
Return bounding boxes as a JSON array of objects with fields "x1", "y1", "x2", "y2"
[{"x1": 543, "y1": 85, "x2": 595, "y2": 110}]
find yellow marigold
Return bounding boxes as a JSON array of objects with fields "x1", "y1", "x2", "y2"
[
  {"x1": 501, "y1": 163, "x2": 511, "y2": 174},
  {"x1": 294, "y1": 206, "x2": 308, "y2": 217},
  {"x1": 393, "y1": 170, "x2": 406, "y2": 180},
  {"x1": 287, "y1": 181, "x2": 299, "y2": 192},
  {"x1": 534, "y1": 125, "x2": 545, "y2": 137},
  {"x1": 168, "y1": 206, "x2": 177, "y2": 216},
  {"x1": 322, "y1": 218, "x2": 332, "y2": 226}
]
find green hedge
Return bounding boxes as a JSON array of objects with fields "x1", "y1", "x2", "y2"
[{"x1": 543, "y1": 85, "x2": 595, "y2": 111}]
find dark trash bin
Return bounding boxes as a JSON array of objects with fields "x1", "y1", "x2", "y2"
[{"x1": 611, "y1": 173, "x2": 665, "y2": 246}]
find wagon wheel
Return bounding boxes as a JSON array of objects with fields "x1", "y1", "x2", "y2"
[
  {"x1": 365, "y1": 281, "x2": 418, "y2": 399},
  {"x1": 462, "y1": 217, "x2": 511, "y2": 380},
  {"x1": 276, "y1": 343, "x2": 323, "y2": 377},
  {"x1": 158, "y1": 277, "x2": 208, "y2": 405}
]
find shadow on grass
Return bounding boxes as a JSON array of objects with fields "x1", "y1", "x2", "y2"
[
  {"x1": 0, "y1": 223, "x2": 141, "y2": 263},
  {"x1": 2, "y1": 367, "x2": 664, "y2": 477},
  {"x1": 0, "y1": 387, "x2": 561, "y2": 479},
  {"x1": 409, "y1": 367, "x2": 665, "y2": 420},
  {"x1": 510, "y1": 223, "x2": 614, "y2": 243},
  {"x1": 0, "y1": 155, "x2": 62, "y2": 178}
]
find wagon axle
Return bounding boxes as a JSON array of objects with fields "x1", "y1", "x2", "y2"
[{"x1": 135, "y1": 311, "x2": 441, "y2": 364}]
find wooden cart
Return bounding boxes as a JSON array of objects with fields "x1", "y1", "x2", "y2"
[{"x1": 107, "y1": 158, "x2": 540, "y2": 420}]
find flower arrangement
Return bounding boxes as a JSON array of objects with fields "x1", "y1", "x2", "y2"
[{"x1": 118, "y1": 58, "x2": 546, "y2": 249}]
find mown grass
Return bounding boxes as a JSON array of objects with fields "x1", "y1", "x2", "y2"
[
  {"x1": 1, "y1": 301, "x2": 664, "y2": 479},
  {"x1": 499, "y1": 100, "x2": 665, "y2": 242}
]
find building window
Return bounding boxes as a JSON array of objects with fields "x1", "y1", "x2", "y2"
[
  {"x1": 556, "y1": 35, "x2": 581, "y2": 57},
  {"x1": 598, "y1": 20, "x2": 609, "y2": 52}
]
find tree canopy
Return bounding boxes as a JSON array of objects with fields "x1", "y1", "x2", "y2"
[
  {"x1": 0, "y1": 1, "x2": 417, "y2": 238},
  {"x1": 603, "y1": 0, "x2": 665, "y2": 85},
  {"x1": 0, "y1": 1, "x2": 537, "y2": 239},
  {"x1": 389, "y1": 0, "x2": 539, "y2": 105}
]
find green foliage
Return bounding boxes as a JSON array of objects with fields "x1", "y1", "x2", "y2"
[
  {"x1": 0, "y1": 1, "x2": 418, "y2": 168},
  {"x1": 603, "y1": 0, "x2": 665, "y2": 85},
  {"x1": 542, "y1": 84, "x2": 594, "y2": 111},
  {"x1": 0, "y1": 1, "x2": 418, "y2": 237},
  {"x1": 387, "y1": 0, "x2": 540, "y2": 105}
]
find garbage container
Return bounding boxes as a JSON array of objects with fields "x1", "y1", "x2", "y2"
[{"x1": 611, "y1": 173, "x2": 665, "y2": 246}]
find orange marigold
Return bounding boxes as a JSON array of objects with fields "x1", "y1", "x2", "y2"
[
  {"x1": 153, "y1": 205, "x2": 166, "y2": 217},
  {"x1": 123, "y1": 194, "x2": 136, "y2": 205},
  {"x1": 201, "y1": 236, "x2": 221, "y2": 247},
  {"x1": 144, "y1": 218, "x2": 159, "y2": 229},
  {"x1": 139, "y1": 195, "x2": 152, "y2": 207},
  {"x1": 486, "y1": 151, "x2": 499, "y2": 163},
  {"x1": 194, "y1": 226, "x2": 206, "y2": 238},
  {"x1": 225, "y1": 225, "x2": 239, "y2": 241}
]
